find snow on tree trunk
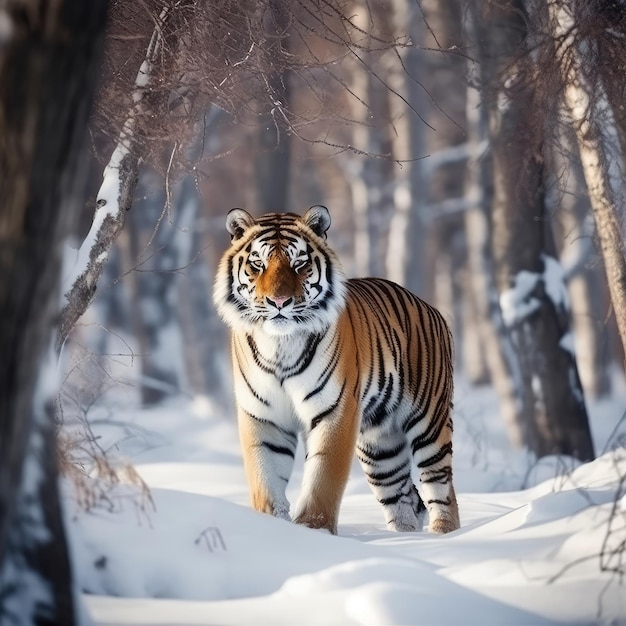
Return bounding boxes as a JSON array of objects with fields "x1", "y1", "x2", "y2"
[
  {"x1": 57, "y1": 7, "x2": 170, "y2": 352},
  {"x1": 0, "y1": 0, "x2": 107, "y2": 623},
  {"x1": 547, "y1": 0, "x2": 626, "y2": 366},
  {"x1": 475, "y1": 0, "x2": 594, "y2": 461},
  {"x1": 498, "y1": 253, "x2": 594, "y2": 460}
]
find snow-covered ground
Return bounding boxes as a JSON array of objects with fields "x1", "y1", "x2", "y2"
[{"x1": 64, "y1": 375, "x2": 626, "y2": 625}]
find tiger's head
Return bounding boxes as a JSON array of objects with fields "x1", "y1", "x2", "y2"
[{"x1": 213, "y1": 206, "x2": 347, "y2": 337}]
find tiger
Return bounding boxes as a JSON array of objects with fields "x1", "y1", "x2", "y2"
[{"x1": 213, "y1": 205, "x2": 460, "y2": 535}]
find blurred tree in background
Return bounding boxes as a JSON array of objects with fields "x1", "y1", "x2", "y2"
[
  {"x1": 0, "y1": 1, "x2": 108, "y2": 622},
  {"x1": 59, "y1": 0, "x2": 626, "y2": 474}
]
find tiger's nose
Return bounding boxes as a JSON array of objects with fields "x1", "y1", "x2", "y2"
[{"x1": 267, "y1": 295, "x2": 292, "y2": 309}]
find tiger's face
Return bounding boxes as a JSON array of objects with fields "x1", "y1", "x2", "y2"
[{"x1": 214, "y1": 206, "x2": 347, "y2": 337}]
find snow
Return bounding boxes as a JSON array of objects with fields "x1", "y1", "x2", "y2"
[
  {"x1": 60, "y1": 138, "x2": 127, "y2": 305},
  {"x1": 499, "y1": 269, "x2": 541, "y2": 327},
  {"x1": 60, "y1": 374, "x2": 626, "y2": 626},
  {"x1": 499, "y1": 254, "x2": 571, "y2": 328}
]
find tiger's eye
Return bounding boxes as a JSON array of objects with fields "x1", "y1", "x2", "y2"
[
  {"x1": 293, "y1": 257, "x2": 310, "y2": 273},
  {"x1": 248, "y1": 260, "x2": 263, "y2": 274}
]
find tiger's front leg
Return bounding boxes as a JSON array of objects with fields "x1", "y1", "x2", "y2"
[
  {"x1": 293, "y1": 396, "x2": 359, "y2": 535},
  {"x1": 237, "y1": 408, "x2": 298, "y2": 521}
]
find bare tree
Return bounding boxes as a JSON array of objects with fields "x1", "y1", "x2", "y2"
[
  {"x1": 0, "y1": 1, "x2": 108, "y2": 623},
  {"x1": 472, "y1": 0, "x2": 594, "y2": 461},
  {"x1": 546, "y1": 0, "x2": 626, "y2": 366},
  {"x1": 58, "y1": 5, "x2": 172, "y2": 352}
]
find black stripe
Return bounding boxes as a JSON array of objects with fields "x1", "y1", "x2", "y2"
[
  {"x1": 261, "y1": 441, "x2": 296, "y2": 458},
  {"x1": 421, "y1": 467, "x2": 452, "y2": 483},
  {"x1": 357, "y1": 441, "x2": 406, "y2": 463},
  {"x1": 366, "y1": 471, "x2": 411, "y2": 489},
  {"x1": 311, "y1": 405, "x2": 335, "y2": 430},
  {"x1": 245, "y1": 335, "x2": 275, "y2": 375},
  {"x1": 417, "y1": 442, "x2": 453, "y2": 468},
  {"x1": 378, "y1": 492, "x2": 402, "y2": 506},
  {"x1": 303, "y1": 343, "x2": 339, "y2": 401},
  {"x1": 283, "y1": 333, "x2": 323, "y2": 379},
  {"x1": 242, "y1": 410, "x2": 298, "y2": 446},
  {"x1": 240, "y1": 368, "x2": 270, "y2": 406},
  {"x1": 310, "y1": 380, "x2": 346, "y2": 430}
]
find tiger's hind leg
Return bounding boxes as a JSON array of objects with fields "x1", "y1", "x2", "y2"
[
  {"x1": 356, "y1": 429, "x2": 426, "y2": 532},
  {"x1": 407, "y1": 410, "x2": 460, "y2": 534}
]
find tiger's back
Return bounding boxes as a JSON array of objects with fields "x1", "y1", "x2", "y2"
[{"x1": 214, "y1": 206, "x2": 459, "y2": 535}]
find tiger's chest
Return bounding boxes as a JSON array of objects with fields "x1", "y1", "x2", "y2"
[{"x1": 232, "y1": 328, "x2": 346, "y2": 428}]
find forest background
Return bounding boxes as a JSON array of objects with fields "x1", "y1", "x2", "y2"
[{"x1": 1, "y1": 0, "x2": 626, "y2": 623}]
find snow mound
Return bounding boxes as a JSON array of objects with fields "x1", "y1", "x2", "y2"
[{"x1": 63, "y1": 396, "x2": 626, "y2": 625}]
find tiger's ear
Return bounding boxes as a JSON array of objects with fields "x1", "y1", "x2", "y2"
[
  {"x1": 303, "y1": 205, "x2": 331, "y2": 239},
  {"x1": 226, "y1": 208, "x2": 255, "y2": 240}
]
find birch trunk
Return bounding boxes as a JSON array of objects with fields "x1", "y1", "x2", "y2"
[
  {"x1": 347, "y1": 41, "x2": 372, "y2": 276},
  {"x1": 550, "y1": 126, "x2": 612, "y2": 398},
  {"x1": 386, "y1": 0, "x2": 428, "y2": 297},
  {"x1": 347, "y1": 0, "x2": 395, "y2": 278},
  {"x1": 548, "y1": 0, "x2": 626, "y2": 364},
  {"x1": 57, "y1": 8, "x2": 170, "y2": 352}
]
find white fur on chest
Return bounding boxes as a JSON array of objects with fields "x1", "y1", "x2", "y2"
[{"x1": 233, "y1": 327, "x2": 343, "y2": 432}]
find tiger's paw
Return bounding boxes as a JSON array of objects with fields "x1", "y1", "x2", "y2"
[
  {"x1": 294, "y1": 511, "x2": 337, "y2": 535},
  {"x1": 271, "y1": 501, "x2": 291, "y2": 521},
  {"x1": 253, "y1": 495, "x2": 291, "y2": 521},
  {"x1": 428, "y1": 516, "x2": 459, "y2": 534}
]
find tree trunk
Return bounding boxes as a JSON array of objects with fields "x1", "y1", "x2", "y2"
[
  {"x1": 0, "y1": 1, "x2": 107, "y2": 623},
  {"x1": 549, "y1": 125, "x2": 612, "y2": 398},
  {"x1": 178, "y1": 109, "x2": 232, "y2": 401},
  {"x1": 58, "y1": 7, "x2": 170, "y2": 352},
  {"x1": 464, "y1": 0, "x2": 527, "y2": 444},
  {"x1": 128, "y1": 167, "x2": 191, "y2": 405},
  {"x1": 477, "y1": 0, "x2": 594, "y2": 461},
  {"x1": 255, "y1": 0, "x2": 292, "y2": 211},
  {"x1": 547, "y1": 0, "x2": 626, "y2": 367},
  {"x1": 347, "y1": 0, "x2": 396, "y2": 278},
  {"x1": 386, "y1": 0, "x2": 429, "y2": 298}
]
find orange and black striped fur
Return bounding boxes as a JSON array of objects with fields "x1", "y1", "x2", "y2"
[{"x1": 214, "y1": 206, "x2": 459, "y2": 535}]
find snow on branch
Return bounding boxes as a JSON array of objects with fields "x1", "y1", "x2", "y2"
[{"x1": 57, "y1": 8, "x2": 170, "y2": 352}]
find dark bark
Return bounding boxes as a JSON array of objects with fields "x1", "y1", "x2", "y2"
[
  {"x1": 0, "y1": 0, "x2": 108, "y2": 623},
  {"x1": 475, "y1": 0, "x2": 594, "y2": 461}
]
